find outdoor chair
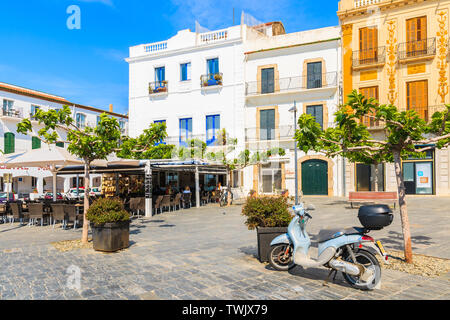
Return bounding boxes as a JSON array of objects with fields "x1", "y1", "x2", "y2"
[
  {"x1": 64, "y1": 205, "x2": 80, "y2": 229},
  {"x1": 161, "y1": 195, "x2": 172, "y2": 212},
  {"x1": 10, "y1": 202, "x2": 29, "y2": 225},
  {"x1": 170, "y1": 193, "x2": 182, "y2": 211},
  {"x1": 130, "y1": 197, "x2": 145, "y2": 218},
  {"x1": 50, "y1": 204, "x2": 67, "y2": 229},
  {"x1": 154, "y1": 195, "x2": 163, "y2": 215},
  {"x1": 182, "y1": 193, "x2": 192, "y2": 209},
  {"x1": 201, "y1": 191, "x2": 210, "y2": 206},
  {"x1": 27, "y1": 203, "x2": 49, "y2": 227}
]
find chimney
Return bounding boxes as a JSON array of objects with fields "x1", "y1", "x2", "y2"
[{"x1": 109, "y1": 104, "x2": 113, "y2": 113}]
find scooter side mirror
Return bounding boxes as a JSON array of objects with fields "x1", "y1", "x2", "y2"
[{"x1": 306, "y1": 204, "x2": 316, "y2": 211}]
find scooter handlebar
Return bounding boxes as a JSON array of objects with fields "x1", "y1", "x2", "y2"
[{"x1": 305, "y1": 213, "x2": 313, "y2": 219}]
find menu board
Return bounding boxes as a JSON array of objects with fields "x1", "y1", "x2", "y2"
[{"x1": 145, "y1": 173, "x2": 152, "y2": 198}]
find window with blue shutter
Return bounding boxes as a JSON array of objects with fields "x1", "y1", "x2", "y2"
[
  {"x1": 306, "y1": 105, "x2": 324, "y2": 129},
  {"x1": 155, "y1": 67, "x2": 165, "y2": 86},
  {"x1": 154, "y1": 120, "x2": 166, "y2": 145},
  {"x1": 260, "y1": 109, "x2": 275, "y2": 141},
  {"x1": 180, "y1": 63, "x2": 191, "y2": 81},
  {"x1": 179, "y1": 118, "x2": 192, "y2": 147},
  {"x1": 206, "y1": 115, "x2": 220, "y2": 146},
  {"x1": 207, "y1": 58, "x2": 219, "y2": 79},
  {"x1": 4, "y1": 132, "x2": 15, "y2": 154}
]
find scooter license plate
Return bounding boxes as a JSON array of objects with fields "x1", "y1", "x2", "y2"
[{"x1": 376, "y1": 241, "x2": 386, "y2": 255}]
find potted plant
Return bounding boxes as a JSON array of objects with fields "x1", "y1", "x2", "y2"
[
  {"x1": 242, "y1": 196, "x2": 292, "y2": 263},
  {"x1": 87, "y1": 197, "x2": 131, "y2": 252}
]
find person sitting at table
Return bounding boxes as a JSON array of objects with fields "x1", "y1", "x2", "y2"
[
  {"x1": 165, "y1": 185, "x2": 172, "y2": 195},
  {"x1": 183, "y1": 186, "x2": 191, "y2": 194}
]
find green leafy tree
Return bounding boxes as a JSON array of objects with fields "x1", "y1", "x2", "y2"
[
  {"x1": 206, "y1": 129, "x2": 285, "y2": 204},
  {"x1": 295, "y1": 90, "x2": 450, "y2": 263},
  {"x1": 117, "y1": 122, "x2": 175, "y2": 160},
  {"x1": 17, "y1": 106, "x2": 121, "y2": 243}
]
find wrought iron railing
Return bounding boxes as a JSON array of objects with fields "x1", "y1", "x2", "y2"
[
  {"x1": 245, "y1": 72, "x2": 338, "y2": 96},
  {"x1": 149, "y1": 81, "x2": 169, "y2": 95},
  {"x1": 0, "y1": 108, "x2": 23, "y2": 119},
  {"x1": 352, "y1": 47, "x2": 386, "y2": 68},
  {"x1": 398, "y1": 38, "x2": 436, "y2": 61},
  {"x1": 200, "y1": 73, "x2": 223, "y2": 87}
]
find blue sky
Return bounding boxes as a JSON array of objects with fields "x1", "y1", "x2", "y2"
[{"x1": 0, "y1": 0, "x2": 339, "y2": 115}]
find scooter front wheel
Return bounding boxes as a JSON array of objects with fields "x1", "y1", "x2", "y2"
[{"x1": 268, "y1": 244, "x2": 295, "y2": 271}]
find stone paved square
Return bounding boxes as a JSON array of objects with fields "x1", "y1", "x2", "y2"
[{"x1": 0, "y1": 196, "x2": 449, "y2": 300}]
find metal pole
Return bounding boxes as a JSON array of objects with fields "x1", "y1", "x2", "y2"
[
  {"x1": 145, "y1": 161, "x2": 153, "y2": 217},
  {"x1": 195, "y1": 166, "x2": 200, "y2": 208},
  {"x1": 294, "y1": 102, "x2": 299, "y2": 205}
]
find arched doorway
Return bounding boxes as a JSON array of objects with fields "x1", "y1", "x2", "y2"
[{"x1": 301, "y1": 159, "x2": 328, "y2": 195}]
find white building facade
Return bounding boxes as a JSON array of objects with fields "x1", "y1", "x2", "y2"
[
  {"x1": 242, "y1": 26, "x2": 345, "y2": 197},
  {"x1": 0, "y1": 82, "x2": 128, "y2": 197},
  {"x1": 128, "y1": 23, "x2": 345, "y2": 196}
]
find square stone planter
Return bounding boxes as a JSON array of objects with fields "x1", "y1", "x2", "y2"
[
  {"x1": 91, "y1": 220, "x2": 130, "y2": 252},
  {"x1": 256, "y1": 227, "x2": 288, "y2": 263}
]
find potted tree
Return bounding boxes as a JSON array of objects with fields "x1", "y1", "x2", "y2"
[
  {"x1": 242, "y1": 196, "x2": 292, "y2": 262},
  {"x1": 87, "y1": 198, "x2": 131, "y2": 252}
]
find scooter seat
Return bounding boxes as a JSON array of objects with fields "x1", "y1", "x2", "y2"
[{"x1": 317, "y1": 227, "x2": 364, "y2": 243}]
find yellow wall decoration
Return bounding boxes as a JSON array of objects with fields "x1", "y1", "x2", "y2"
[
  {"x1": 407, "y1": 63, "x2": 426, "y2": 75},
  {"x1": 386, "y1": 20, "x2": 398, "y2": 105},
  {"x1": 437, "y1": 11, "x2": 449, "y2": 103},
  {"x1": 360, "y1": 70, "x2": 378, "y2": 81}
]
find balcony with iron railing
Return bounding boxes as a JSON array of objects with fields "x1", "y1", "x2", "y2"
[
  {"x1": 149, "y1": 81, "x2": 169, "y2": 95},
  {"x1": 200, "y1": 73, "x2": 223, "y2": 88},
  {"x1": 398, "y1": 38, "x2": 436, "y2": 63},
  {"x1": 352, "y1": 47, "x2": 386, "y2": 69},
  {"x1": 245, "y1": 72, "x2": 338, "y2": 96},
  {"x1": 0, "y1": 108, "x2": 23, "y2": 120}
]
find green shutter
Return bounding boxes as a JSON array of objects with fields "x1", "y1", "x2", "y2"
[
  {"x1": 56, "y1": 142, "x2": 64, "y2": 148},
  {"x1": 4, "y1": 132, "x2": 15, "y2": 154},
  {"x1": 32, "y1": 137, "x2": 41, "y2": 149}
]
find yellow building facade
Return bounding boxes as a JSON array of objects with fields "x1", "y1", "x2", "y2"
[{"x1": 338, "y1": 0, "x2": 450, "y2": 195}]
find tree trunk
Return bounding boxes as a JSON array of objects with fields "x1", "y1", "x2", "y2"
[
  {"x1": 393, "y1": 150, "x2": 413, "y2": 263},
  {"x1": 81, "y1": 161, "x2": 90, "y2": 244},
  {"x1": 227, "y1": 168, "x2": 232, "y2": 207}
]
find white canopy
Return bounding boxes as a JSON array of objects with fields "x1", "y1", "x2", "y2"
[{"x1": 2, "y1": 146, "x2": 83, "y2": 201}]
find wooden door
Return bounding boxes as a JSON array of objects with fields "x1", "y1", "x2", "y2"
[
  {"x1": 301, "y1": 160, "x2": 328, "y2": 195},
  {"x1": 360, "y1": 86, "x2": 379, "y2": 127},
  {"x1": 406, "y1": 17, "x2": 427, "y2": 56},
  {"x1": 359, "y1": 27, "x2": 378, "y2": 64}
]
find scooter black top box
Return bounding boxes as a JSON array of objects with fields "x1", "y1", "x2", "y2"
[{"x1": 358, "y1": 205, "x2": 393, "y2": 230}]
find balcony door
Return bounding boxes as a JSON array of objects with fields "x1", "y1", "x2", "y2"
[
  {"x1": 406, "y1": 16, "x2": 427, "y2": 56},
  {"x1": 306, "y1": 105, "x2": 323, "y2": 130},
  {"x1": 259, "y1": 109, "x2": 275, "y2": 141},
  {"x1": 407, "y1": 80, "x2": 428, "y2": 121},
  {"x1": 360, "y1": 86, "x2": 379, "y2": 127},
  {"x1": 359, "y1": 27, "x2": 378, "y2": 64},
  {"x1": 261, "y1": 68, "x2": 274, "y2": 94},
  {"x1": 155, "y1": 67, "x2": 165, "y2": 86},
  {"x1": 207, "y1": 58, "x2": 219, "y2": 79},
  {"x1": 307, "y1": 62, "x2": 322, "y2": 89}
]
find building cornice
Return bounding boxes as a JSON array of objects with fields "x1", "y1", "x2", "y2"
[
  {"x1": 244, "y1": 38, "x2": 340, "y2": 56},
  {"x1": 126, "y1": 38, "x2": 243, "y2": 64},
  {"x1": 337, "y1": 0, "x2": 439, "y2": 20}
]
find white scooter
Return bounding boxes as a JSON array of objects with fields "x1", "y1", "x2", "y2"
[{"x1": 269, "y1": 203, "x2": 392, "y2": 290}]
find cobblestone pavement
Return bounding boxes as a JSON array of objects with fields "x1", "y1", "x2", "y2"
[{"x1": 0, "y1": 196, "x2": 449, "y2": 300}]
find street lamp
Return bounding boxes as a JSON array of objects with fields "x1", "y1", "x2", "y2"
[{"x1": 289, "y1": 102, "x2": 299, "y2": 205}]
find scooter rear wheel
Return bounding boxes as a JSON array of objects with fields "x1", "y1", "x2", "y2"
[
  {"x1": 342, "y1": 249, "x2": 381, "y2": 291},
  {"x1": 268, "y1": 244, "x2": 295, "y2": 271}
]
